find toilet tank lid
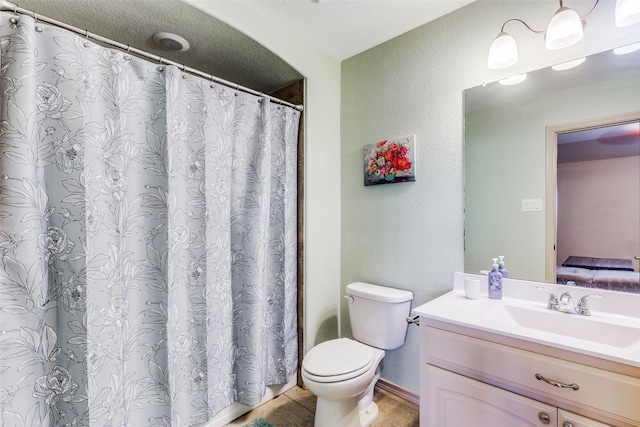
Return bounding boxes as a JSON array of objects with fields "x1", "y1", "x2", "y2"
[{"x1": 346, "y1": 282, "x2": 413, "y2": 303}]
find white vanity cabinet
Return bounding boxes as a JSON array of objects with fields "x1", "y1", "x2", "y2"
[
  {"x1": 419, "y1": 323, "x2": 640, "y2": 427},
  {"x1": 427, "y1": 364, "x2": 559, "y2": 426},
  {"x1": 428, "y1": 365, "x2": 611, "y2": 427},
  {"x1": 558, "y1": 410, "x2": 612, "y2": 427}
]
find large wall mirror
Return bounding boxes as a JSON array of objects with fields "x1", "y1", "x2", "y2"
[{"x1": 464, "y1": 44, "x2": 640, "y2": 294}]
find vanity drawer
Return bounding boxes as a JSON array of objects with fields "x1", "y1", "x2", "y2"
[{"x1": 424, "y1": 327, "x2": 640, "y2": 426}]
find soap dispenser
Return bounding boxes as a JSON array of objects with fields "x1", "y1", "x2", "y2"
[
  {"x1": 498, "y1": 255, "x2": 508, "y2": 278},
  {"x1": 488, "y1": 258, "x2": 503, "y2": 300}
]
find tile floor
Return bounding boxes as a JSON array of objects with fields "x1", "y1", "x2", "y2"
[{"x1": 224, "y1": 385, "x2": 419, "y2": 427}]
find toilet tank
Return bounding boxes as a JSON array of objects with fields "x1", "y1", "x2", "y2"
[{"x1": 346, "y1": 282, "x2": 413, "y2": 350}]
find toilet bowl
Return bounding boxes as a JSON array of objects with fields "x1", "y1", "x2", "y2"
[
  {"x1": 302, "y1": 283, "x2": 413, "y2": 427},
  {"x1": 302, "y1": 338, "x2": 385, "y2": 427}
]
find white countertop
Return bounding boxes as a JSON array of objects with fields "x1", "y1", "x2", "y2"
[{"x1": 413, "y1": 272, "x2": 640, "y2": 368}]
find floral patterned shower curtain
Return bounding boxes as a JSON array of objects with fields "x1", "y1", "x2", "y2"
[{"x1": 0, "y1": 12, "x2": 299, "y2": 427}]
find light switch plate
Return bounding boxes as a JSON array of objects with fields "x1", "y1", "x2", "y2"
[{"x1": 521, "y1": 198, "x2": 542, "y2": 212}]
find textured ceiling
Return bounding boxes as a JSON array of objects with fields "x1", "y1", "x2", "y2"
[
  {"x1": 10, "y1": 0, "x2": 304, "y2": 94},
  {"x1": 240, "y1": 0, "x2": 476, "y2": 61},
  {"x1": 7, "y1": 0, "x2": 473, "y2": 94}
]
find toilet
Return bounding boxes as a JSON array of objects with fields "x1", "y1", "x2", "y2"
[{"x1": 302, "y1": 282, "x2": 413, "y2": 427}]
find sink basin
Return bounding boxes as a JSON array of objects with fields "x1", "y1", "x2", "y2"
[{"x1": 485, "y1": 304, "x2": 640, "y2": 348}]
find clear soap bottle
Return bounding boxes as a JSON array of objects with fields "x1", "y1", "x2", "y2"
[
  {"x1": 488, "y1": 258, "x2": 503, "y2": 299},
  {"x1": 498, "y1": 255, "x2": 508, "y2": 278}
]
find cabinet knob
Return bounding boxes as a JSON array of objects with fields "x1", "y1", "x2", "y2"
[
  {"x1": 563, "y1": 422, "x2": 574, "y2": 427},
  {"x1": 538, "y1": 412, "x2": 551, "y2": 425}
]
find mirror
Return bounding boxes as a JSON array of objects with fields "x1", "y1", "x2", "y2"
[{"x1": 464, "y1": 45, "x2": 640, "y2": 293}]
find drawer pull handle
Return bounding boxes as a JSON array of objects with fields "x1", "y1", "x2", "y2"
[{"x1": 535, "y1": 373, "x2": 579, "y2": 391}]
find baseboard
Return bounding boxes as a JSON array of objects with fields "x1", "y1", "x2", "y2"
[{"x1": 375, "y1": 378, "x2": 420, "y2": 407}]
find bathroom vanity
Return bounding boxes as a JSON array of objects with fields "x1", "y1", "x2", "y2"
[{"x1": 413, "y1": 273, "x2": 640, "y2": 427}]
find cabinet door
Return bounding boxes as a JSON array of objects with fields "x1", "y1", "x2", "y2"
[
  {"x1": 558, "y1": 409, "x2": 613, "y2": 427},
  {"x1": 427, "y1": 365, "x2": 557, "y2": 427}
]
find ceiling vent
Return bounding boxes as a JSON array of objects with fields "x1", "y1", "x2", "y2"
[{"x1": 152, "y1": 32, "x2": 190, "y2": 52}]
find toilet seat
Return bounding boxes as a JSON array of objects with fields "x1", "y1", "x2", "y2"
[{"x1": 302, "y1": 338, "x2": 382, "y2": 383}]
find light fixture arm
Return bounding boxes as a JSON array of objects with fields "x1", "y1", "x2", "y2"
[
  {"x1": 576, "y1": 0, "x2": 600, "y2": 20},
  {"x1": 499, "y1": 18, "x2": 545, "y2": 35},
  {"x1": 558, "y1": 0, "x2": 600, "y2": 19},
  {"x1": 488, "y1": 0, "x2": 603, "y2": 70},
  {"x1": 499, "y1": 0, "x2": 599, "y2": 35}
]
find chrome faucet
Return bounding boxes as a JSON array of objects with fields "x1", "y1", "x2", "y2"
[
  {"x1": 575, "y1": 294, "x2": 604, "y2": 316},
  {"x1": 536, "y1": 287, "x2": 603, "y2": 316},
  {"x1": 558, "y1": 291, "x2": 575, "y2": 313},
  {"x1": 536, "y1": 287, "x2": 560, "y2": 311}
]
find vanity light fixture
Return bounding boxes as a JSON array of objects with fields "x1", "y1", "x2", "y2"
[
  {"x1": 551, "y1": 57, "x2": 586, "y2": 71},
  {"x1": 545, "y1": 6, "x2": 584, "y2": 50},
  {"x1": 615, "y1": 0, "x2": 640, "y2": 27},
  {"x1": 487, "y1": 0, "x2": 639, "y2": 69},
  {"x1": 487, "y1": 31, "x2": 520, "y2": 69}
]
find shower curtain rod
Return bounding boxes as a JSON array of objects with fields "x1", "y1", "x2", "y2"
[{"x1": 0, "y1": 0, "x2": 303, "y2": 111}]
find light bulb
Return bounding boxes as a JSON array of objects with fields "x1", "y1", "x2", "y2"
[
  {"x1": 616, "y1": 0, "x2": 640, "y2": 27},
  {"x1": 545, "y1": 7, "x2": 583, "y2": 50},
  {"x1": 488, "y1": 32, "x2": 518, "y2": 69}
]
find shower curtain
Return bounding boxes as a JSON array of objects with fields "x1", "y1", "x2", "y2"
[{"x1": 0, "y1": 13, "x2": 299, "y2": 427}]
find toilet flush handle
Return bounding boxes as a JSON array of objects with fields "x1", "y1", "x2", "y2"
[{"x1": 344, "y1": 295, "x2": 354, "y2": 303}]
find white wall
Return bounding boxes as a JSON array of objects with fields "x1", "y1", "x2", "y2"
[
  {"x1": 341, "y1": 0, "x2": 640, "y2": 394},
  {"x1": 185, "y1": 1, "x2": 342, "y2": 352}
]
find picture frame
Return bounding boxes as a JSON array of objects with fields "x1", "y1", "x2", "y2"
[{"x1": 363, "y1": 134, "x2": 416, "y2": 186}]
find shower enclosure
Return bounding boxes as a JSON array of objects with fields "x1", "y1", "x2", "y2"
[{"x1": 0, "y1": 11, "x2": 300, "y2": 426}]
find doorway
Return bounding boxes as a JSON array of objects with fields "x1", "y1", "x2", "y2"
[{"x1": 545, "y1": 111, "x2": 640, "y2": 282}]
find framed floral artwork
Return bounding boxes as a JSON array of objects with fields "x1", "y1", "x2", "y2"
[{"x1": 363, "y1": 135, "x2": 416, "y2": 186}]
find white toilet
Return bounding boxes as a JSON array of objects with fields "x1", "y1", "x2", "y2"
[{"x1": 302, "y1": 282, "x2": 413, "y2": 427}]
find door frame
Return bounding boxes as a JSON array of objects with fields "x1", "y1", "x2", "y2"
[{"x1": 545, "y1": 110, "x2": 640, "y2": 282}]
